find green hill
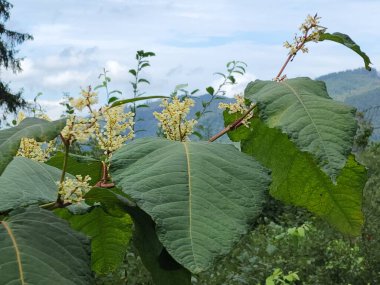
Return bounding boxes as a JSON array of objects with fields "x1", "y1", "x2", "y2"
[{"x1": 317, "y1": 68, "x2": 380, "y2": 140}]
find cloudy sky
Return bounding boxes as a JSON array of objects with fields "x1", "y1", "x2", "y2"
[{"x1": 2, "y1": 0, "x2": 380, "y2": 118}]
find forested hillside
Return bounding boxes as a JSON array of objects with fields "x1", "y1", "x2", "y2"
[{"x1": 317, "y1": 68, "x2": 380, "y2": 140}]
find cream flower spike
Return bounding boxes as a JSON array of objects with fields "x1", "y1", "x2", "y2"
[{"x1": 153, "y1": 96, "x2": 197, "y2": 141}]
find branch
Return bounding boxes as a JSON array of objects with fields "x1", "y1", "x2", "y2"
[{"x1": 208, "y1": 103, "x2": 256, "y2": 142}]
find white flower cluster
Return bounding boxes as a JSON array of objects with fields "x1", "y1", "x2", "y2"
[
  {"x1": 61, "y1": 87, "x2": 134, "y2": 159},
  {"x1": 16, "y1": 112, "x2": 55, "y2": 162},
  {"x1": 57, "y1": 175, "x2": 92, "y2": 204},
  {"x1": 95, "y1": 106, "x2": 134, "y2": 159},
  {"x1": 17, "y1": 138, "x2": 55, "y2": 162},
  {"x1": 153, "y1": 96, "x2": 197, "y2": 141},
  {"x1": 283, "y1": 14, "x2": 325, "y2": 55},
  {"x1": 218, "y1": 94, "x2": 254, "y2": 127},
  {"x1": 70, "y1": 88, "x2": 98, "y2": 111},
  {"x1": 61, "y1": 115, "x2": 97, "y2": 144}
]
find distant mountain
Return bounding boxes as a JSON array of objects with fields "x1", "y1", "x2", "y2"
[
  {"x1": 317, "y1": 68, "x2": 380, "y2": 140},
  {"x1": 132, "y1": 68, "x2": 380, "y2": 142}
]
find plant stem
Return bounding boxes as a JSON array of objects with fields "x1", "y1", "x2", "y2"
[
  {"x1": 59, "y1": 137, "x2": 70, "y2": 183},
  {"x1": 39, "y1": 201, "x2": 72, "y2": 210},
  {"x1": 197, "y1": 62, "x2": 236, "y2": 120},
  {"x1": 275, "y1": 28, "x2": 311, "y2": 81},
  {"x1": 131, "y1": 58, "x2": 140, "y2": 135},
  {"x1": 57, "y1": 134, "x2": 70, "y2": 204},
  {"x1": 208, "y1": 104, "x2": 257, "y2": 142},
  {"x1": 275, "y1": 54, "x2": 293, "y2": 80}
]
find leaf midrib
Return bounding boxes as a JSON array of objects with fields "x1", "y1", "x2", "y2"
[
  {"x1": 281, "y1": 81, "x2": 331, "y2": 166},
  {"x1": 1, "y1": 221, "x2": 25, "y2": 285},
  {"x1": 182, "y1": 142, "x2": 197, "y2": 268}
]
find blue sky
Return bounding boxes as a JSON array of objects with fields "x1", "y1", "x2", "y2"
[{"x1": 2, "y1": 0, "x2": 380, "y2": 118}]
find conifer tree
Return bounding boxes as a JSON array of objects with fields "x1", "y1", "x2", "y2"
[{"x1": 0, "y1": 0, "x2": 33, "y2": 122}]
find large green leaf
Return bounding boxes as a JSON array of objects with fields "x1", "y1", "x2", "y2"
[
  {"x1": 0, "y1": 157, "x2": 71, "y2": 212},
  {"x1": 0, "y1": 206, "x2": 93, "y2": 284},
  {"x1": 0, "y1": 118, "x2": 66, "y2": 175},
  {"x1": 46, "y1": 152, "x2": 102, "y2": 186},
  {"x1": 245, "y1": 78, "x2": 357, "y2": 180},
  {"x1": 319, "y1": 32, "x2": 372, "y2": 71},
  {"x1": 238, "y1": 118, "x2": 366, "y2": 236},
  {"x1": 55, "y1": 206, "x2": 133, "y2": 275},
  {"x1": 125, "y1": 203, "x2": 192, "y2": 285},
  {"x1": 110, "y1": 138, "x2": 271, "y2": 273}
]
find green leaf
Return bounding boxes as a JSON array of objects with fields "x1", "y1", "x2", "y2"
[
  {"x1": 245, "y1": 78, "x2": 357, "y2": 180},
  {"x1": 108, "y1": 96, "x2": 119, "y2": 105},
  {"x1": 0, "y1": 206, "x2": 93, "y2": 284},
  {"x1": 127, "y1": 205, "x2": 192, "y2": 285},
  {"x1": 228, "y1": 75, "x2": 236, "y2": 84},
  {"x1": 129, "y1": 69, "x2": 137, "y2": 76},
  {"x1": 138, "y1": 78, "x2": 150, "y2": 84},
  {"x1": 239, "y1": 119, "x2": 366, "y2": 236},
  {"x1": 110, "y1": 96, "x2": 168, "y2": 108},
  {"x1": 191, "y1": 89, "x2": 199, "y2": 95},
  {"x1": 137, "y1": 104, "x2": 149, "y2": 108},
  {"x1": 140, "y1": 62, "x2": 150, "y2": 69},
  {"x1": 0, "y1": 118, "x2": 66, "y2": 175},
  {"x1": 46, "y1": 152, "x2": 102, "y2": 186},
  {"x1": 236, "y1": 65, "x2": 246, "y2": 73},
  {"x1": 319, "y1": 32, "x2": 372, "y2": 71},
  {"x1": 94, "y1": 84, "x2": 104, "y2": 90},
  {"x1": 233, "y1": 70, "x2": 244, "y2": 76},
  {"x1": 223, "y1": 110, "x2": 253, "y2": 142},
  {"x1": 110, "y1": 138, "x2": 270, "y2": 273},
  {"x1": 85, "y1": 187, "x2": 129, "y2": 217},
  {"x1": 55, "y1": 207, "x2": 133, "y2": 275},
  {"x1": 109, "y1": 90, "x2": 122, "y2": 96},
  {"x1": 214, "y1": 72, "x2": 226, "y2": 79},
  {"x1": 206, "y1": 86, "x2": 214, "y2": 96},
  {"x1": 0, "y1": 157, "x2": 72, "y2": 212},
  {"x1": 143, "y1": 51, "x2": 156, "y2": 57}
]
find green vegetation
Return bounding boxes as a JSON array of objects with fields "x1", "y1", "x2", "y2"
[{"x1": 0, "y1": 10, "x2": 379, "y2": 285}]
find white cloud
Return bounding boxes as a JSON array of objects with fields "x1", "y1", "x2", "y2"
[
  {"x1": 29, "y1": 99, "x2": 66, "y2": 120},
  {"x1": 211, "y1": 73, "x2": 257, "y2": 97},
  {"x1": 6, "y1": 0, "x2": 380, "y2": 104},
  {"x1": 43, "y1": 71, "x2": 91, "y2": 88},
  {"x1": 105, "y1": 60, "x2": 128, "y2": 80}
]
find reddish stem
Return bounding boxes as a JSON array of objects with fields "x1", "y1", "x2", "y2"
[{"x1": 208, "y1": 104, "x2": 256, "y2": 142}]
